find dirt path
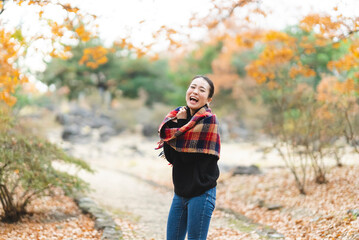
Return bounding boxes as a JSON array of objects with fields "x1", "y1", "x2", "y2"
[
  {"x1": 47, "y1": 129, "x2": 283, "y2": 239},
  {"x1": 80, "y1": 164, "x2": 172, "y2": 239}
]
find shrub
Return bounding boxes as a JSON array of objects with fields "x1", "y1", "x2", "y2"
[{"x1": 0, "y1": 106, "x2": 93, "y2": 222}]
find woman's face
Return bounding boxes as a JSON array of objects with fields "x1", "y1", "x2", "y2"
[{"x1": 186, "y1": 77, "x2": 212, "y2": 114}]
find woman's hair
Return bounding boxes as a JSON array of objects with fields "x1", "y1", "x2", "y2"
[{"x1": 191, "y1": 75, "x2": 215, "y2": 99}]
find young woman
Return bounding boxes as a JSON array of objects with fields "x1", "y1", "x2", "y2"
[{"x1": 157, "y1": 75, "x2": 221, "y2": 240}]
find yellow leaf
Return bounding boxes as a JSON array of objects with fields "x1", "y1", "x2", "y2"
[{"x1": 332, "y1": 42, "x2": 340, "y2": 49}]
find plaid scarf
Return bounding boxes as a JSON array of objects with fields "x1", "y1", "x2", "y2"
[{"x1": 156, "y1": 105, "x2": 221, "y2": 158}]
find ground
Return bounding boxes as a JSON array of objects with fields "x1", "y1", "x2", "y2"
[
  {"x1": 1, "y1": 119, "x2": 359, "y2": 239},
  {"x1": 0, "y1": 191, "x2": 101, "y2": 240}
]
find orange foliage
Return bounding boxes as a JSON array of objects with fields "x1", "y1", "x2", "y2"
[
  {"x1": 235, "y1": 31, "x2": 263, "y2": 48},
  {"x1": 263, "y1": 31, "x2": 295, "y2": 45},
  {"x1": 50, "y1": 21, "x2": 64, "y2": 37},
  {"x1": 300, "y1": 12, "x2": 359, "y2": 45},
  {"x1": 316, "y1": 76, "x2": 340, "y2": 102},
  {"x1": 335, "y1": 78, "x2": 356, "y2": 94},
  {"x1": 289, "y1": 63, "x2": 316, "y2": 79},
  {"x1": 316, "y1": 104, "x2": 335, "y2": 121},
  {"x1": 79, "y1": 46, "x2": 108, "y2": 69},
  {"x1": 75, "y1": 25, "x2": 91, "y2": 42},
  {"x1": 209, "y1": 50, "x2": 239, "y2": 89},
  {"x1": 0, "y1": 29, "x2": 28, "y2": 106},
  {"x1": 0, "y1": 1, "x2": 101, "y2": 106},
  {"x1": 300, "y1": 14, "x2": 342, "y2": 38},
  {"x1": 245, "y1": 44, "x2": 295, "y2": 85},
  {"x1": 60, "y1": 3, "x2": 80, "y2": 13},
  {"x1": 328, "y1": 40, "x2": 359, "y2": 73},
  {"x1": 316, "y1": 76, "x2": 357, "y2": 107},
  {"x1": 228, "y1": 30, "x2": 319, "y2": 87}
]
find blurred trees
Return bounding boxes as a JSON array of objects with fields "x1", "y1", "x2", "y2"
[
  {"x1": 40, "y1": 39, "x2": 173, "y2": 105},
  {"x1": 0, "y1": 0, "x2": 96, "y2": 106},
  {"x1": 164, "y1": 3, "x2": 359, "y2": 194},
  {"x1": 166, "y1": 41, "x2": 223, "y2": 105},
  {"x1": 2, "y1": 0, "x2": 359, "y2": 195}
]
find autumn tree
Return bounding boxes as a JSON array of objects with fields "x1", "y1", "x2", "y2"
[
  {"x1": 162, "y1": 1, "x2": 359, "y2": 193},
  {"x1": 41, "y1": 39, "x2": 173, "y2": 106},
  {"x1": 0, "y1": 0, "x2": 98, "y2": 222},
  {"x1": 0, "y1": 0, "x2": 98, "y2": 106}
]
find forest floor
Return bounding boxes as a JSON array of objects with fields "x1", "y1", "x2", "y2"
[
  {"x1": 1, "y1": 112, "x2": 359, "y2": 239},
  {"x1": 50, "y1": 124, "x2": 359, "y2": 240}
]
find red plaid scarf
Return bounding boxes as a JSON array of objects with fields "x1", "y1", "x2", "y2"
[{"x1": 156, "y1": 105, "x2": 221, "y2": 158}]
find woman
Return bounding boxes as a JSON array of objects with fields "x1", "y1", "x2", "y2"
[{"x1": 157, "y1": 75, "x2": 221, "y2": 240}]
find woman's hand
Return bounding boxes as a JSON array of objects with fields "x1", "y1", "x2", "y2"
[{"x1": 176, "y1": 107, "x2": 187, "y2": 119}]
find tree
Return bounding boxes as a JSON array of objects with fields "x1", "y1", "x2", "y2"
[
  {"x1": 0, "y1": 0, "x2": 97, "y2": 106},
  {"x1": 40, "y1": 39, "x2": 112, "y2": 100},
  {"x1": 164, "y1": 2, "x2": 359, "y2": 193},
  {"x1": 41, "y1": 39, "x2": 173, "y2": 106}
]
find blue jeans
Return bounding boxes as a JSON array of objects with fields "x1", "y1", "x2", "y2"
[{"x1": 166, "y1": 187, "x2": 216, "y2": 240}]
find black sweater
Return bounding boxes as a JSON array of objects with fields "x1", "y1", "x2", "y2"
[{"x1": 162, "y1": 108, "x2": 220, "y2": 198}]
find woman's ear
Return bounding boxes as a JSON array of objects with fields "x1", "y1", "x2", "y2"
[{"x1": 207, "y1": 98, "x2": 212, "y2": 105}]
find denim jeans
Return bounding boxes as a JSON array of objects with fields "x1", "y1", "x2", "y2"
[{"x1": 166, "y1": 187, "x2": 216, "y2": 240}]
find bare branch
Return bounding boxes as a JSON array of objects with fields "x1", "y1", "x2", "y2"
[{"x1": 0, "y1": 0, "x2": 5, "y2": 15}]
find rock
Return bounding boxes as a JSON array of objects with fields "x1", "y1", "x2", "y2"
[
  {"x1": 267, "y1": 204, "x2": 283, "y2": 211},
  {"x1": 88, "y1": 115, "x2": 113, "y2": 129},
  {"x1": 268, "y1": 233, "x2": 285, "y2": 239},
  {"x1": 77, "y1": 200, "x2": 98, "y2": 214},
  {"x1": 95, "y1": 217, "x2": 116, "y2": 230},
  {"x1": 70, "y1": 107, "x2": 92, "y2": 118},
  {"x1": 59, "y1": 107, "x2": 119, "y2": 143},
  {"x1": 62, "y1": 125, "x2": 80, "y2": 140},
  {"x1": 142, "y1": 123, "x2": 158, "y2": 137},
  {"x1": 254, "y1": 199, "x2": 265, "y2": 208},
  {"x1": 101, "y1": 227, "x2": 123, "y2": 240},
  {"x1": 255, "y1": 227, "x2": 285, "y2": 239},
  {"x1": 218, "y1": 163, "x2": 233, "y2": 173},
  {"x1": 55, "y1": 113, "x2": 75, "y2": 125},
  {"x1": 99, "y1": 126, "x2": 117, "y2": 141},
  {"x1": 75, "y1": 196, "x2": 123, "y2": 239},
  {"x1": 232, "y1": 165, "x2": 262, "y2": 175}
]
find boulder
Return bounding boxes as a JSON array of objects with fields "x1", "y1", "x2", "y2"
[{"x1": 232, "y1": 165, "x2": 262, "y2": 175}]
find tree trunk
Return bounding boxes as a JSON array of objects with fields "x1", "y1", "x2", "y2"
[{"x1": 0, "y1": 184, "x2": 20, "y2": 222}]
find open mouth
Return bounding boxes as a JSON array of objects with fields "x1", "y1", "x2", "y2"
[{"x1": 189, "y1": 96, "x2": 199, "y2": 104}]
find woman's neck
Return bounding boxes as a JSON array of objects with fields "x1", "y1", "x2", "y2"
[{"x1": 188, "y1": 104, "x2": 207, "y2": 116}]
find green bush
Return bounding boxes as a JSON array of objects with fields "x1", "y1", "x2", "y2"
[{"x1": 0, "y1": 106, "x2": 93, "y2": 222}]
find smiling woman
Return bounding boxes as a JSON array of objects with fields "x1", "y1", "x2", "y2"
[
  {"x1": 156, "y1": 75, "x2": 221, "y2": 240},
  {"x1": 186, "y1": 75, "x2": 214, "y2": 115}
]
